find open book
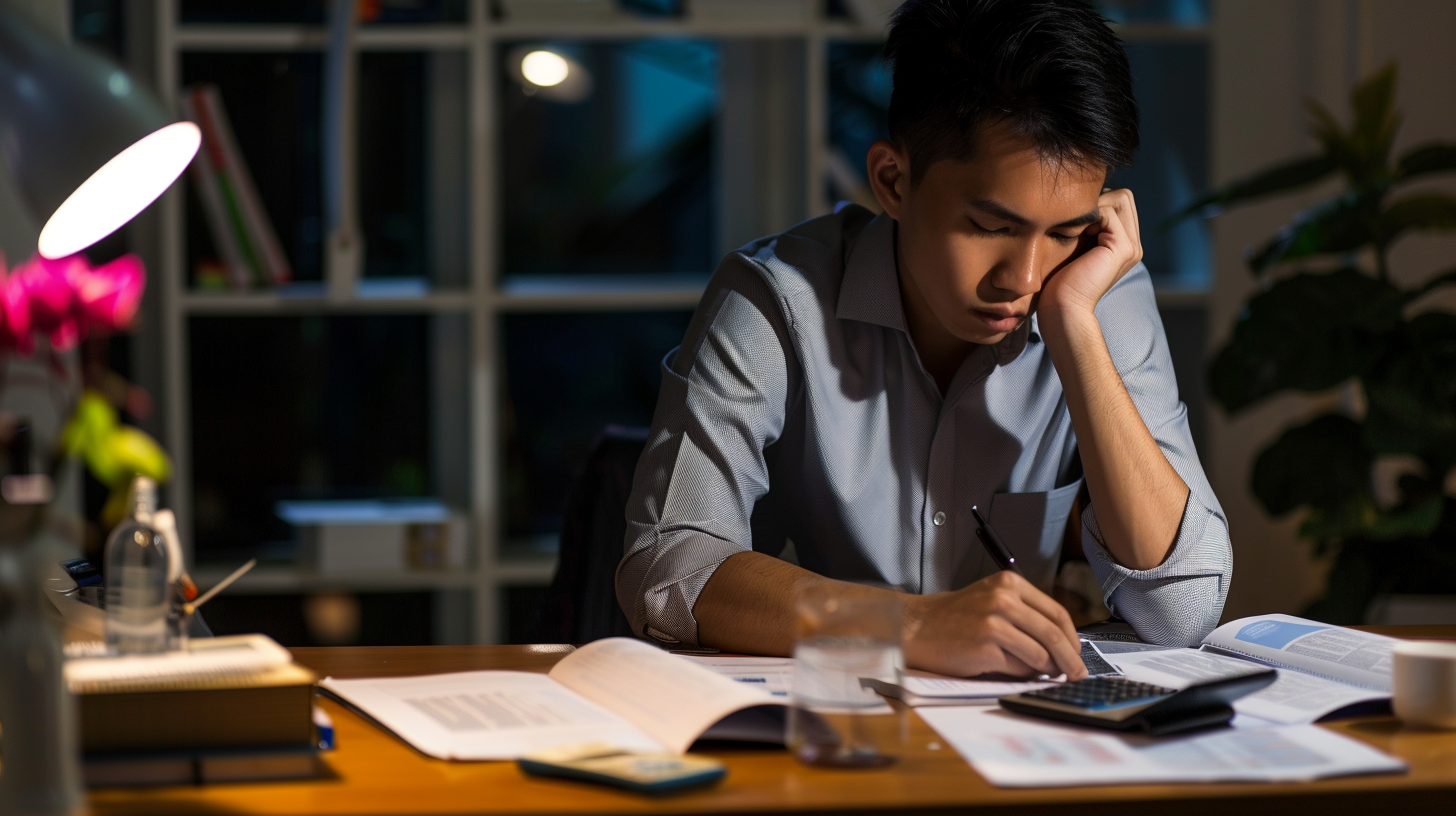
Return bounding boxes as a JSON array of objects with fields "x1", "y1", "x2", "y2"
[
  {"x1": 1095, "y1": 614, "x2": 1397, "y2": 725},
  {"x1": 320, "y1": 639, "x2": 785, "y2": 760}
]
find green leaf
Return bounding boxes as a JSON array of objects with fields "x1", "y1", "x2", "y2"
[
  {"x1": 1251, "y1": 414, "x2": 1372, "y2": 517},
  {"x1": 1378, "y1": 194, "x2": 1456, "y2": 245},
  {"x1": 1159, "y1": 154, "x2": 1337, "y2": 229},
  {"x1": 1413, "y1": 266, "x2": 1456, "y2": 299},
  {"x1": 1306, "y1": 99, "x2": 1355, "y2": 171},
  {"x1": 1348, "y1": 63, "x2": 1401, "y2": 180},
  {"x1": 1208, "y1": 268, "x2": 1401, "y2": 412},
  {"x1": 1246, "y1": 190, "x2": 1382, "y2": 272},
  {"x1": 1364, "y1": 312, "x2": 1456, "y2": 466},
  {"x1": 1366, "y1": 495, "x2": 1444, "y2": 541},
  {"x1": 1395, "y1": 142, "x2": 1456, "y2": 181}
]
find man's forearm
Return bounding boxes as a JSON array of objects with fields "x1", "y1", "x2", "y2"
[
  {"x1": 1038, "y1": 304, "x2": 1188, "y2": 570},
  {"x1": 694, "y1": 551, "x2": 918, "y2": 657}
]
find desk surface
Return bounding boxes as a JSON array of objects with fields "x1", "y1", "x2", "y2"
[{"x1": 89, "y1": 626, "x2": 1456, "y2": 816}]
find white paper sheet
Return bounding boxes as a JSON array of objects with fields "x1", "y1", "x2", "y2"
[
  {"x1": 917, "y1": 706, "x2": 1406, "y2": 787},
  {"x1": 1103, "y1": 647, "x2": 1388, "y2": 725},
  {"x1": 678, "y1": 655, "x2": 794, "y2": 698}
]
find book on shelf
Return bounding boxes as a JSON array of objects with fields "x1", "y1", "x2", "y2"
[{"x1": 180, "y1": 84, "x2": 292, "y2": 290}]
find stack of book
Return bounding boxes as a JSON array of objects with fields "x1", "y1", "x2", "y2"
[
  {"x1": 180, "y1": 84, "x2": 292, "y2": 291},
  {"x1": 66, "y1": 634, "x2": 323, "y2": 787}
]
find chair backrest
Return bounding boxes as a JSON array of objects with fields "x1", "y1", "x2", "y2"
[{"x1": 539, "y1": 426, "x2": 649, "y2": 645}]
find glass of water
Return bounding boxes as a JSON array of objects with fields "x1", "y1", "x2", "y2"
[{"x1": 788, "y1": 584, "x2": 905, "y2": 767}]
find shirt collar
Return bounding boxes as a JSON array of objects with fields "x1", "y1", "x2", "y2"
[
  {"x1": 836, "y1": 211, "x2": 1037, "y2": 366},
  {"x1": 836, "y1": 212, "x2": 906, "y2": 333}
]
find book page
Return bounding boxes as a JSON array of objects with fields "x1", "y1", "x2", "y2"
[
  {"x1": 1203, "y1": 614, "x2": 1396, "y2": 691},
  {"x1": 548, "y1": 639, "x2": 779, "y2": 754},
  {"x1": 677, "y1": 655, "x2": 794, "y2": 698},
  {"x1": 1103, "y1": 648, "x2": 1388, "y2": 724},
  {"x1": 918, "y1": 706, "x2": 1405, "y2": 787},
  {"x1": 320, "y1": 671, "x2": 661, "y2": 760}
]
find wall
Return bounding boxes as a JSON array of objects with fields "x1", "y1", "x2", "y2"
[{"x1": 1209, "y1": 0, "x2": 1456, "y2": 620}]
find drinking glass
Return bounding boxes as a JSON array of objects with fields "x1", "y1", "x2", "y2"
[{"x1": 787, "y1": 584, "x2": 905, "y2": 767}]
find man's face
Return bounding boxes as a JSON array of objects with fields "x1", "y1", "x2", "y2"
[{"x1": 886, "y1": 123, "x2": 1107, "y2": 345}]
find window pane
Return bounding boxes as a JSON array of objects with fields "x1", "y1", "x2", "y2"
[
  {"x1": 501, "y1": 310, "x2": 693, "y2": 545},
  {"x1": 359, "y1": 51, "x2": 470, "y2": 289},
  {"x1": 180, "y1": 1, "x2": 467, "y2": 24},
  {"x1": 1108, "y1": 41, "x2": 1211, "y2": 288},
  {"x1": 826, "y1": 39, "x2": 1211, "y2": 288},
  {"x1": 1097, "y1": 0, "x2": 1209, "y2": 26},
  {"x1": 189, "y1": 315, "x2": 446, "y2": 563},
  {"x1": 826, "y1": 41, "x2": 890, "y2": 209},
  {"x1": 499, "y1": 40, "x2": 719, "y2": 278},
  {"x1": 182, "y1": 52, "x2": 325, "y2": 286}
]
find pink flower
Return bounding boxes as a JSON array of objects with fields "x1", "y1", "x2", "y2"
[
  {"x1": 69, "y1": 254, "x2": 145, "y2": 335},
  {"x1": 0, "y1": 253, "x2": 147, "y2": 353}
]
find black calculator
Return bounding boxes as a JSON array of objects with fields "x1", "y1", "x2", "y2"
[{"x1": 998, "y1": 670, "x2": 1277, "y2": 735}]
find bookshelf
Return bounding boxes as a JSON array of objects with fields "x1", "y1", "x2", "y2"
[{"x1": 150, "y1": 1, "x2": 1211, "y2": 644}]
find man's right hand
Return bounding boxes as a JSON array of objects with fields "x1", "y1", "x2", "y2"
[{"x1": 904, "y1": 571, "x2": 1088, "y2": 680}]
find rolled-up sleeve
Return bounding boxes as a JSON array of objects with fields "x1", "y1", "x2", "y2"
[
  {"x1": 1077, "y1": 265, "x2": 1233, "y2": 647},
  {"x1": 615, "y1": 253, "x2": 792, "y2": 646}
]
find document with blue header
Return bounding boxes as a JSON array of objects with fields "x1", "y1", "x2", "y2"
[{"x1": 1093, "y1": 614, "x2": 1396, "y2": 725}]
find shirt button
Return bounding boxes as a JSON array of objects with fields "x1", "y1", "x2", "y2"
[{"x1": 932, "y1": 511, "x2": 947, "y2": 527}]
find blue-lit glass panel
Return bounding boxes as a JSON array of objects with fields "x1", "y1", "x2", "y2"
[
  {"x1": 826, "y1": 41, "x2": 890, "y2": 208},
  {"x1": 499, "y1": 40, "x2": 719, "y2": 278},
  {"x1": 189, "y1": 315, "x2": 436, "y2": 563},
  {"x1": 1097, "y1": 0, "x2": 1209, "y2": 26},
  {"x1": 826, "y1": 38, "x2": 1210, "y2": 288},
  {"x1": 180, "y1": 1, "x2": 467, "y2": 24},
  {"x1": 1108, "y1": 41, "x2": 1210, "y2": 289},
  {"x1": 358, "y1": 51, "x2": 470, "y2": 288},
  {"x1": 501, "y1": 310, "x2": 693, "y2": 543},
  {"x1": 181, "y1": 52, "x2": 325, "y2": 285}
]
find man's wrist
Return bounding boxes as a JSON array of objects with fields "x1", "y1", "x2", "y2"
[{"x1": 1037, "y1": 299, "x2": 1102, "y2": 355}]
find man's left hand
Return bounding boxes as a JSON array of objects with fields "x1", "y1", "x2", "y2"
[{"x1": 1039, "y1": 188, "x2": 1143, "y2": 318}]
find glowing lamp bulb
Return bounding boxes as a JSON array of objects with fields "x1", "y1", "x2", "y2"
[
  {"x1": 521, "y1": 50, "x2": 570, "y2": 88},
  {"x1": 37, "y1": 122, "x2": 202, "y2": 260}
]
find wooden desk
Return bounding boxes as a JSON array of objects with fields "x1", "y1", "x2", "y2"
[{"x1": 89, "y1": 627, "x2": 1456, "y2": 816}]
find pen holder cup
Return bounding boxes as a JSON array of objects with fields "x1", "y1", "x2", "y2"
[{"x1": 787, "y1": 586, "x2": 905, "y2": 767}]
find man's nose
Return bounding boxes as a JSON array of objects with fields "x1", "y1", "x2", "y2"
[{"x1": 991, "y1": 239, "x2": 1042, "y2": 298}]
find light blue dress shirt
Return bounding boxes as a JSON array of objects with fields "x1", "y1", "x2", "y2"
[{"x1": 616, "y1": 206, "x2": 1231, "y2": 648}]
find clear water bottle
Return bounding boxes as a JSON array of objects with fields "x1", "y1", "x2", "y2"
[{"x1": 104, "y1": 477, "x2": 171, "y2": 654}]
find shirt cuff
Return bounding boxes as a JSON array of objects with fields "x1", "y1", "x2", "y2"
[
  {"x1": 1080, "y1": 493, "x2": 1232, "y2": 645},
  {"x1": 622, "y1": 528, "x2": 745, "y2": 647}
]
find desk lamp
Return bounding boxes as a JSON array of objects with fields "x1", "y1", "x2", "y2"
[
  {"x1": 0, "y1": 10, "x2": 200, "y2": 259},
  {"x1": 0, "y1": 10, "x2": 198, "y2": 816}
]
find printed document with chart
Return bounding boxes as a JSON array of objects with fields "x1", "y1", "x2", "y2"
[
  {"x1": 1093, "y1": 614, "x2": 1397, "y2": 724},
  {"x1": 320, "y1": 639, "x2": 786, "y2": 759}
]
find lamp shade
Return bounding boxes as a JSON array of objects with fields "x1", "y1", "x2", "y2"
[{"x1": 0, "y1": 10, "x2": 198, "y2": 258}]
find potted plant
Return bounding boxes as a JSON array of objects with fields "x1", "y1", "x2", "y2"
[{"x1": 1167, "y1": 65, "x2": 1456, "y2": 623}]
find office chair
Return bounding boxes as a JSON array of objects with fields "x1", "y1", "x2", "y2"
[{"x1": 539, "y1": 426, "x2": 650, "y2": 645}]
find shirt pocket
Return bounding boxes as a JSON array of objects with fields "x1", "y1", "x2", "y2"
[{"x1": 987, "y1": 479, "x2": 1084, "y2": 593}]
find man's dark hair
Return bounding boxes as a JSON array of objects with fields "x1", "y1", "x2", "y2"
[{"x1": 885, "y1": 0, "x2": 1139, "y2": 184}]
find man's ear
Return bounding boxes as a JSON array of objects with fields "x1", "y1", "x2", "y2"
[{"x1": 866, "y1": 140, "x2": 909, "y2": 220}]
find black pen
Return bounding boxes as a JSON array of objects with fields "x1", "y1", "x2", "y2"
[{"x1": 970, "y1": 505, "x2": 1021, "y2": 575}]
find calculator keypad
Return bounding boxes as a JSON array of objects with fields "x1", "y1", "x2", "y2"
[{"x1": 1022, "y1": 677, "x2": 1176, "y2": 710}]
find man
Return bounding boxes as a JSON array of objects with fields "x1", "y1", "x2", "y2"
[{"x1": 616, "y1": 0, "x2": 1231, "y2": 680}]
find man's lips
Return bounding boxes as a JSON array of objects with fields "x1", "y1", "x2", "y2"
[{"x1": 971, "y1": 308, "x2": 1025, "y2": 332}]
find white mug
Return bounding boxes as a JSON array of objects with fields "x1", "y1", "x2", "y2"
[{"x1": 1392, "y1": 641, "x2": 1456, "y2": 729}]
